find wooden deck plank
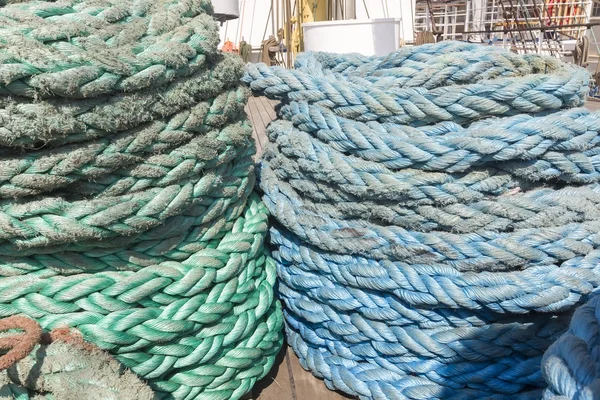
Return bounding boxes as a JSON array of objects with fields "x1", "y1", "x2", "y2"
[
  {"x1": 246, "y1": 102, "x2": 265, "y2": 154},
  {"x1": 246, "y1": 97, "x2": 275, "y2": 157},
  {"x1": 244, "y1": 102, "x2": 262, "y2": 154},
  {"x1": 267, "y1": 98, "x2": 279, "y2": 108},
  {"x1": 251, "y1": 346, "x2": 297, "y2": 400},
  {"x1": 284, "y1": 348, "x2": 351, "y2": 400},
  {"x1": 585, "y1": 99, "x2": 600, "y2": 112},
  {"x1": 259, "y1": 96, "x2": 278, "y2": 121},
  {"x1": 250, "y1": 97, "x2": 273, "y2": 145},
  {"x1": 244, "y1": 96, "x2": 351, "y2": 399},
  {"x1": 254, "y1": 96, "x2": 275, "y2": 128},
  {"x1": 250, "y1": 346, "x2": 352, "y2": 400}
]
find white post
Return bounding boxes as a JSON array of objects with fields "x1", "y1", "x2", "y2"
[
  {"x1": 345, "y1": 0, "x2": 357, "y2": 19},
  {"x1": 470, "y1": 0, "x2": 486, "y2": 42},
  {"x1": 399, "y1": 0, "x2": 416, "y2": 43},
  {"x1": 465, "y1": 0, "x2": 471, "y2": 40}
]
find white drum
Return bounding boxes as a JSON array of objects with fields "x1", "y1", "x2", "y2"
[{"x1": 303, "y1": 18, "x2": 401, "y2": 57}]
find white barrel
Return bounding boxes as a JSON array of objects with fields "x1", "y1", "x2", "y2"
[
  {"x1": 302, "y1": 18, "x2": 401, "y2": 57},
  {"x1": 213, "y1": 0, "x2": 240, "y2": 21}
]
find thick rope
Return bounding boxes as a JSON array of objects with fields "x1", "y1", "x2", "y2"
[
  {"x1": 0, "y1": 117, "x2": 253, "y2": 198},
  {"x1": 542, "y1": 296, "x2": 600, "y2": 399},
  {"x1": 0, "y1": 316, "x2": 155, "y2": 399},
  {"x1": 243, "y1": 57, "x2": 589, "y2": 126},
  {"x1": 0, "y1": 1, "x2": 283, "y2": 398},
  {"x1": 0, "y1": 0, "x2": 217, "y2": 98},
  {"x1": 243, "y1": 41, "x2": 600, "y2": 399},
  {"x1": 0, "y1": 53, "x2": 243, "y2": 147},
  {"x1": 295, "y1": 44, "x2": 562, "y2": 87}
]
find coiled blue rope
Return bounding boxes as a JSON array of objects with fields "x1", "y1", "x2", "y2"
[
  {"x1": 542, "y1": 296, "x2": 600, "y2": 399},
  {"x1": 243, "y1": 41, "x2": 600, "y2": 399}
]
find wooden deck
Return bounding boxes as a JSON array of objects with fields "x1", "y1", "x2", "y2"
[
  {"x1": 244, "y1": 97, "x2": 352, "y2": 400},
  {"x1": 586, "y1": 98, "x2": 600, "y2": 112},
  {"x1": 246, "y1": 97, "x2": 277, "y2": 157},
  {"x1": 243, "y1": 96, "x2": 600, "y2": 400}
]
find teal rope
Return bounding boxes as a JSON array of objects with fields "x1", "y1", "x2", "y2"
[
  {"x1": 243, "y1": 41, "x2": 599, "y2": 399},
  {"x1": 0, "y1": 0, "x2": 217, "y2": 98},
  {"x1": 0, "y1": 54, "x2": 243, "y2": 147},
  {"x1": 0, "y1": 0, "x2": 283, "y2": 398}
]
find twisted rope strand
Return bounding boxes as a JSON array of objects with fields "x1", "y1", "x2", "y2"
[
  {"x1": 296, "y1": 47, "x2": 561, "y2": 89},
  {"x1": 0, "y1": 2, "x2": 283, "y2": 397},
  {"x1": 285, "y1": 325, "x2": 543, "y2": 400},
  {"x1": 270, "y1": 227, "x2": 600, "y2": 315},
  {"x1": 294, "y1": 42, "x2": 509, "y2": 75},
  {"x1": 0, "y1": 156, "x2": 254, "y2": 255},
  {"x1": 0, "y1": 0, "x2": 218, "y2": 98},
  {"x1": 280, "y1": 102, "x2": 600, "y2": 175},
  {"x1": 0, "y1": 195, "x2": 283, "y2": 398},
  {"x1": 0, "y1": 53, "x2": 243, "y2": 147},
  {"x1": 0, "y1": 118, "x2": 252, "y2": 198},
  {"x1": 542, "y1": 296, "x2": 600, "y2": 399},
  {"x1": 0, "y1": 195, "x2": 250, "y2": 276},
  {"x1": 260, "y1": 170, "x2": 600, "y2": 271},
  {"x1": 243, "y1": 62, "x2": 589, "y2": 125},
  {"x1": 245, "y1": 42, "x2": 600, "y2": 399}
]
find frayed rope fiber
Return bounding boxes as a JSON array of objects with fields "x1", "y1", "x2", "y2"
[
  {"x1": 242, "y1": 41, "x2": 600, "y2": 399},
  {"x1": 0, "y1": 1, "x2": 283, "y2": 399},
  {"x1": 0, "y1": 316, "x2": 155, "y2": 400}
]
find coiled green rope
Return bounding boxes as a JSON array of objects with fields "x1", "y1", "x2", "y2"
[{"x1": 0, "y1": 1, "x2": 283, "y2": 398}]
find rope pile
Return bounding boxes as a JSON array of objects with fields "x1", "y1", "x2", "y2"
[
  {"x1": 0, "y1": 1, "x2": 283, "y2": 398},
  {"x1": 542, "y1": 296, "x2": 600, "y2": 399},
  {"x1": 0, "y1": 315, "x2": 155, "y2": 399},
  {"x1": 243, "y1": 41, "x2": 600, "y2": 399}
]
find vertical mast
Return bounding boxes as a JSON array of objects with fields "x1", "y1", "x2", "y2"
[
  {"x1": 345, "y1": 0, "x2": 357, "y2": 18},
  {"x1": 285, "y1": 0, "x2": 293, "y2": 67},
  {"x1": 271, "y1": 0, "x2": 276, "y2": 34}
]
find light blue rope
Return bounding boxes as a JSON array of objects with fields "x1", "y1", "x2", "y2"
[
  {"x1": 244, "y1": 41, "x2": 599, "y2": 399},
  {"x1": 243, "y1": 54, "x2": 589, "y2": 126},
  {"x1": 295, "y1": 42, "x2": 561, "y2": 87},
  {"x1": 542, "y1": 296, "x2": 600, "y2": 399}
]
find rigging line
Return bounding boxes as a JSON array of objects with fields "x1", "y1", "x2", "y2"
[
  {"x1": 530, "y1": 0, "x2": 554, "y2": 55},
  {"x1": 235, "y1": 0, "x2": 244, "y2": 44},
  {"x1": 249, "y1": 0, "x2": 258, "y2": 44},
  {"x1": 410, "y1": 0, "x2": 415, "y2": 42},
  {"x1": 498, "y1": 0, "x2": 523, "y2": 52},
  {"x1": 381, "y1": 0, "x2": 388, "y2": 18},
  {"x1": 260, "y1": 4, "x2": 274, "y2": 65},
  {"x1": 223, "y1": 20, "x2": 229, "y2": 46},
  {"x1": 271, "y1": 0, "x2": 276, "y2": 34},
  {"x1": 238, "y1": 0, "x2": 248, "y2": 45},
  {"x1": 362, "y1": 0, "x2": 370, "y2": 18},
  {"x1": 536, "y1": 0, "x2": 560, "y2": 54},
  {"x1": 579, "y1": 0, "x2": 600, "y2": 78},
  {"x1": 514, "y1": 0, "x2": 544, "y2": 53}
]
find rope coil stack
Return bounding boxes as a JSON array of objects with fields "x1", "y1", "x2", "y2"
[
  {"x1": 243, "y1": 41, "x2": 600, "y2": 399},
  {"x1": 0, "y1": 315, "x2": 155, "y2": 399},
  {"x1": 0, "y1": 1, "x2": 283, "y2": 398}
]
